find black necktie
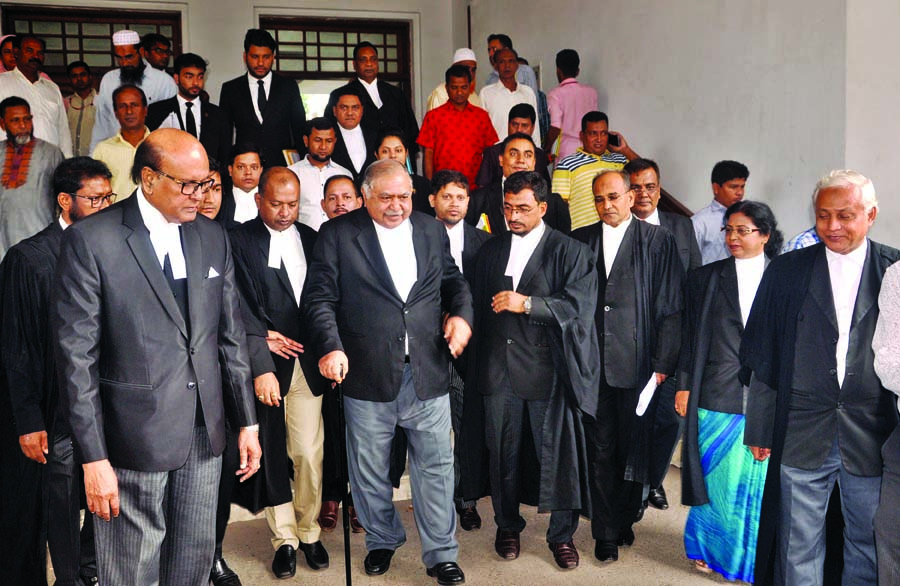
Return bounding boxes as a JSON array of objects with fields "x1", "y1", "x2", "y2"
[
  {"x1": 257, "y1": 80, "x2": 267, "y2": 118},
  {"x1": 184, "y1": 102, "x2": 197, "y2": 137}
]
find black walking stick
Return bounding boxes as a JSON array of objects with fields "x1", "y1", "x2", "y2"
[{"x1": 336, "y1": 367, "x2": 353, "y2": 586}]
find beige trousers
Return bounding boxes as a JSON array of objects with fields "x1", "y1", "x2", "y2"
[{"x1": 265, "y1": 360, "x2": 325, "y2": 548}]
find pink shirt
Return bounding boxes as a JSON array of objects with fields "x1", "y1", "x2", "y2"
[{"x1": 547, "y1": 78, "x2": 598, "y2": 160}]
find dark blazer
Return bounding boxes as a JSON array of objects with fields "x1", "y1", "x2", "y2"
[
  {"x1": 475, "y1": 142, "x2": 551, "y2": 188},
  {"x1": 53, "y1": 195, "x2": 256, "y2": 472},
  {"x1": 215, "y1": 189, "x2": 244, "y2": 232},
  {"x1": 146, "y1": 96, "x2": 232, "y2": 167},
  {"x1": 659, "y1": 210, "x2": 702, "y2": 272},
  {"x1": 744, "y1": 242, "x2": 900, "y2": 475},
  {"x1": 304, "y1": 208, "x2": 473, "y2": 402},
  {"x1": 326, "y1": 78, "x2": 419, "y2": 154},
  {"x1": 331, "y1": 126, "x2": 377, "y2": 181},
  {"x1": 219, "y1": 73, "x2": 307, "y2": 167},
  {"x1": 465, "y1": 181, "x2": 570, "y2": 235},
  {"x1": 461, "y1": 223, "x2": 492, "y2": 282}
]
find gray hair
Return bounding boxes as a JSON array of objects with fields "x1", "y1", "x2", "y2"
[
  {"x1": 361, "y1": 159, "x2": 411, "y2": 198},
  {"x1": 592, "y1": 169, "x2": 631, "y2": 191},
  {"x1": 812, "y1": 169, "x2": 878, "y2": 213}
]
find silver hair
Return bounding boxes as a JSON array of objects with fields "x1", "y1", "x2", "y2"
[
  {"x1": 812, "y1": 169, "x2": 878, "y2": 212},
  {"x1": 592, "y1": 169, "x2": 631, "y2": 191},
  {"x1": 361, "y1": 159, "x2": 411, "y2": 198}
]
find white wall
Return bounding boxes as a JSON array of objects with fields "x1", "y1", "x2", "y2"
[{"x1": 468, "y1": 0, "x2": 853, "y2": 243}]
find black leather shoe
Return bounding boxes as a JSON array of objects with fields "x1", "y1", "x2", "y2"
[
  {"x1": 318, "y1": 500, "x2": 339, "y2": 532},
  {"x1": 634, "y1": 500, "x2": 648, "y2": 523},
  {"x1": 271, "y1": 544, "x2": 296, "y2": 579},
  {"x1": 426, "y1": 561, "x2": 466, "y2": 585},
  {"x1": 364, "y1": 549, "x2": 394, "y2": 576},
  {"x1": 548, "y1": 541, "x2": 580, "y2": 569},
  {"x1": 494, "y1": 528, "x2": 520, "y2": 560},
  {"x1": 594, "y1": 540, "x2": 618, "y2": 562},
  {"x1": 298, "y1": 540, "x2": 330, "y2": 570},
  {"x1": 617, "y1": 527, "x2": 635, "y2": 547},
  {"x1": 648, "y1": 486, "x2": 669, "y2": 510},
  {"x1": 458, "y1": 505, "x2": 482, "y2": 531},
  {"x1": 210, "y1": 556, "x2": 242, "y2": 586}
]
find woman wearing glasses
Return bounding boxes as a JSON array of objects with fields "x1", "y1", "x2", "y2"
[{"x1": 677, "y1": 200, "x2": 783, "y2": 581}]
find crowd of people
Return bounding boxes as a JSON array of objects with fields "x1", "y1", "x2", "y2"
[{"x1": 0, "y1": 23, "x2": 898, "y2": 586}]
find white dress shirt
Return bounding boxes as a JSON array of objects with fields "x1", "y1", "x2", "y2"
[
  {"x1": 505, "y1": 221, "x2": 546, "y2": 290},
  {"x1": 232, "y1": 187, "x2": 259, "y2": 224},
  {"x1": 0, "y1": 68, "x2": 72, "y2": 157},
  {"x1": 247, "y1": 71, "x2": 272, "y2": 123},
  {"x1": 287, "y1": 156, "x2": 353, "y2": 231},
  {"x1": 640, "y1": 208, "x2": 661, "y2": 225},
  {"x1": 374, "y1": 218, "x2": 417, "y2": 355},
  {"x1": 734, "y1": 252, "x2": 766, "y2": 326},
  {"x1": 827, "y1": 240, "x2": 868, "y2": 387},
  {"x1": 157, "y1": 95, "x2": 203, "y2": 136},
  {"x1": 601, "y1": 215, "x2": 633, "y2": 277},
  {"x1": 445, "y1": 220, "x2": 466, "y2": 271},
  {"x1": 136, "y1": 185, "x2": 186, "y2": 279},
  {"x1": 339, "y1": 125, "x2": 367, "y2": 173},
  {"x1": 359, "y1": 77, "x2": 383, "y2": 109},
  {"x1": 265, "y1": 223, "x2": 306, "y2": 306}
]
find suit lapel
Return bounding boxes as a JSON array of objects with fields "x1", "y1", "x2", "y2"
[
  {"x1": 517, "y1": 226, "x2": 549, "y2": 292},
  {"x1": 122, "y1": 197, "x2": 188, "y2": 338},
  {"x1": 355, "y1": 214, "x2": 401, "y2": 299},
  {"x1": 182, "y1": 221, "x2": 203, "y2": 333},
  {"x1": 239, "y1": 76, "x2": 263, "y2": 129},
  {"x1": 408, "y1": 215, "x2": 427, "y2": 298},
  {"x1": 608, "y1": 220, "x2": 636, "y2": 278},
  {"x1": 852, "y1": 241, "x2": 880, "y2": 328},
  {"x1": 809, "y1": 247, "x2": 839, "y2": 331},
  {"x1": 720, "y1": 257, "x2": 741, "y2": 318},
  {"x1": 251, "y1": 219, "x2": 296, "y2": 302}
]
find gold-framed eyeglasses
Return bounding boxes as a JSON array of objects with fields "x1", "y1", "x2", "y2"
[{"x1": 721, "y1": 226, "x2": 760, "y2": 236}]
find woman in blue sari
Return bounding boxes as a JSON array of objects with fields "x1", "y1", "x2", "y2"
[{"x1": 677, "y1": 200, "x2": 783, "y2": 581}]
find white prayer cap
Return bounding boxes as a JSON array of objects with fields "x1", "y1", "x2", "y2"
[
  {"x1": 452, "y1": 48, "x2": 477, "y2": 64},
  {"x1": 112, "y1": 30, "x2": 140, "y2": 46}
]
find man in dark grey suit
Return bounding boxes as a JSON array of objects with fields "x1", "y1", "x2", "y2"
[
  {"x1": 626, "y1": 158, "x2": 700, "y2": 513},
  {"x1": 53, "y1": 129, "x2": 262, "y2": 584},
  {"x1": 304, "y1": 159, "x2": 472, "y2": 585},
  {"x1": 743, "y1": 169, "x2": 900, "y2": 586}
]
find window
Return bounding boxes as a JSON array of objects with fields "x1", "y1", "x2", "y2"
[
  {"x1": 260, "y1": 16, "x2": 411, "y2": 118},
  {"x1": 1, "y1": 5, "x2": 181, "y2": 90}
]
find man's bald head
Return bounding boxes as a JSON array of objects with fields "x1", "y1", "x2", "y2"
[
  {"x1": 134, "y1": 129, "x2": 210, "y2": 223},
  {"x1": 256, "y1": 167, "x2": 300, "y2": 231}
]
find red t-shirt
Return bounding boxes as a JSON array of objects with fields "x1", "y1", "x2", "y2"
[{"x1": 417, "y1": 102, "x2": 499, "y2": 188}]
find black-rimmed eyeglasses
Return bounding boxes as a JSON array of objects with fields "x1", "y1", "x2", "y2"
[{"x1": 153, "y1": 169, "x2": 215, "y2": 196}]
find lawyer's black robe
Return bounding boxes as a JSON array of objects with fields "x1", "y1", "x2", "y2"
[
  {"x1": 460, "y1": 226, "x2": 600, "y2": 512},
  {"x1": 0, "y1": 222, "x2": 64, "y2": 585}
]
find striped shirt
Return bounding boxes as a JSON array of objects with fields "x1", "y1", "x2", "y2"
[
  {"x1": 782, "y1": 227, "x2": 820, "y2": 253},
  {"x1": 551, "y1": 147, "x2": 628, "y2": 230}
]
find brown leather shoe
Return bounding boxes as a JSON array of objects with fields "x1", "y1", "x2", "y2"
[
  {"x1": 348, "y1": 505, "x2": 365, "y2": 533},
  {"x1": 549, "y1": 541, "x2": 580, "y2": 569},
  {"x1": 318, "y1": 501, "x2": 338, "y2": 532},
  {"x1": 494, "y1": 528, "x2": 520, "y2": 560},
  {"x1": 458, "y1": 505, "x2": 482, "y2": 531}
]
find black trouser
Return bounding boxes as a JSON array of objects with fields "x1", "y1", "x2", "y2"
[
  {"x1": 584, "y1": 383, "x2": 644, "y2": 542},
  {"x1": 646, "y1": 376, "x2": 683, "y2": 489},
  {"x1": 214, "y1": 426, "x2": 239, "y2": 558}
]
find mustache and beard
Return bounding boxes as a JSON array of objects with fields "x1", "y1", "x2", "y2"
[
  {"x1": 120, "y1": 61, "x2": 146, "y2": 85},
  {"x1": 8, "y1": 130, "x2": 32, "y2": 146}
]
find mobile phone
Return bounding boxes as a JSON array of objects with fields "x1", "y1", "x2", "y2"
[{"x1": 608, "y1": 132, "x2": 620, "y2": 148}]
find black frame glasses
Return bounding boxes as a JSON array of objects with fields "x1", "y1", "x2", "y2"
[
  {"x1": 153, "y1": 169, "x2": 215, "y2": 196},
  {"x1": 68, "y1": 192, "x2": 117, "y2": 208}
]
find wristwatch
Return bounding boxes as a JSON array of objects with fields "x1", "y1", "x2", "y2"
[{"x1": 523, "y1": 296, "x2": 532, "y2": 314}]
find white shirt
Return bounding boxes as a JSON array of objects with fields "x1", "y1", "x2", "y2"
[
  {"x1": 0, "y1": 68, "x2": 72, "y2": 157},
  {"x1": 601, "y1": 215, "x2": 633, "y2": 277},
  {"x1": 247, "y1": 71, "x2": 272, "y2": 123},
  {"x1": 265, "y1": 223, "x2": 306, "y2": 306},
  {"x1": 505, "y1": 221, "x2": 546, "y2": 290},
  {"x1": 232, "y1": 187, "x2": 258, "y2": 224},
  {"x1": 827, "y1": 240, "x2": 868, "y2": 387},
  {"x1": 358, "y1": 77, "x2": 383, "y2": 109},
  {"x1": 445, "y1": 220, "x2": 466, "y2": 271},
  {"x1": 288, "y1": 156, "x2": 353, "y2": 231},
  {"x1": 373, "y1": 218, "x2": 417, "y2": 355},
  {"x1": 157, "y1": 95, "x2": 202, "y2": 136},
  {"x1": 59, "y1": 216, "x2": 70, "y2": 230},
  {"x1": 479, "y1": 80, "x2": 541, "y2": 144},
  {"x1": 136, "y1": 185, "x2": 186, "y2": 279},
  {"x1": 734, "y1": 252, "x2": 766, "y2": 326},
  {"x1": 640, "y1": 208, "x2": 661, "y2": 226},
  {"x1": 339, "y1": 125, "x2": 367, "y2": 173}
]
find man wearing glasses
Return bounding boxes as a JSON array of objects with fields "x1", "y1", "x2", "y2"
[
  {"x1": 92, "y1": 85, "x2": 150, "y2": 201},
  {"x1": 53, "y1": 128, "x2": 262, "y2": 584},
  {"x1": 0, "y1": 156, "x2": 113, "y2": 586}
]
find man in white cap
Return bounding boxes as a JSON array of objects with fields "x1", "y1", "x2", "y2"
[
  {"x1": 426, "y1": 48, "x2": 480, "y2": 111},
  {"x1": 89, "y1": 29, "x2": 175, "y2": 152}
]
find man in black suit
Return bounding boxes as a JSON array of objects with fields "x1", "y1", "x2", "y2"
[
  {"x1": 465, "y1": 133, "x2": 569, "y2": 234},
  {"x1": 467, "y1": 171, "x2": 599, "y2": 570},
  {"x1": 147, "y1": 53, "x2": 231, "y2": 168},
  {"x1": 304, "y1": 159, "x2": 472, "y2": 585},
  {"x1": 626, "y1": 158, "x2": 700, "y2": 514},
  {"x1": 329, "y1": 87, "x2": 376, "y2": 181},
  {"x1": 742, "y1": 170, "x2": 899, "y2": 586},
  {"x1": 326, "y1": 42, "x2": 419, "y2": 169},
  {"x1": 53, "y1": 129, "x2": 262, "y2": 584},
  {"x1": 571, "y1": 169, "x2": 683, "y2": 562},
  {"x1": 230, "y1": 168, "x2": 331, "y2": 579},
  {"x1": 219, "y1": 29, "x2": 306, "y2": 168},
  {"x1": 475, "y1": 104, "x2": 551, "y2": 188},
  {"x1": 1, "y1": 157, "x2": 114, "y2": 586}
]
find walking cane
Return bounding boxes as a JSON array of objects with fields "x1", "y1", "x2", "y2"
[{"x1": 336, "y1": 366, "x2": 353, "y2": 585}]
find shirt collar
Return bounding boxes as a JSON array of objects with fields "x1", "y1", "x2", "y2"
[
  {"x1": 512, "y1": 219, "x2": 545, "y2": 244},
  {"x1": 825, "y1": 238, "x2": 869, "y2": 267},
  {"x1": 559, "y1": 77, "x2": 578, "y2": 87},
  {"x1": 640, "y1": 208, "x2": 660, "y2": 225},
  {"x1": 446, "y1": 219, "x2": 466, "y2": 237},
  {"x1": 177, "y1": 94, "x2": 200, "y2": 107},
  {"x1": 602, "y1": 214, "x2": 633, "y2": 234},
  {"x1": 136, "y1": 184, "x2": 179, "y2": 227},
  {"x1": 59, "y1": 215, "x2": 70, "y2": 230},
  {"x1": 358, "y1": 77, "x2": 378, "y2": 88},
  {"x1": 373, "y1": 216, "x2": 412, "y2": 236},
  {"x1": 248, "y1": 71, "x2": 273, "y2": 85},
  {"x1": 734, "y1": 251, "x2": 767, "y2": 268}
]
